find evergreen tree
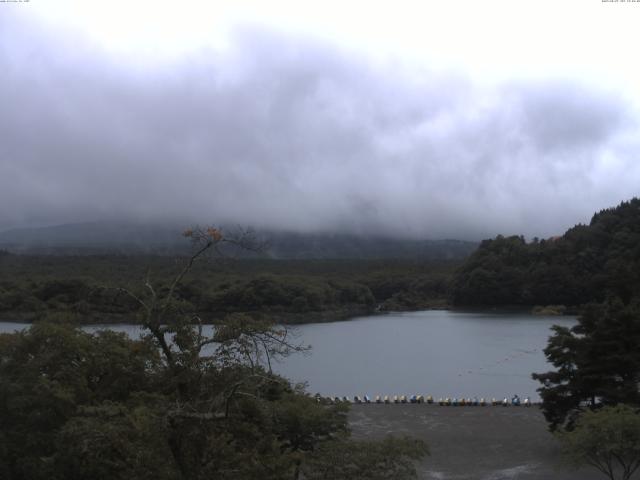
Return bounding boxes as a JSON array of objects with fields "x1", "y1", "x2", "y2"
[
  {"x1": 452, "y1": 198, "x2": 640, "y2": 308},
  {"x1": 533, "y1": 298, "x2": 640, "y2": 430}
]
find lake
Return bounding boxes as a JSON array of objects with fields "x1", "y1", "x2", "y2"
[{"x1": 0, "y1": 310, "x2": 575, "y2": 400}]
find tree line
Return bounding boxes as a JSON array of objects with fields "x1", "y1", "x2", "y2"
[
  {"x1": 0, "y1": 255, "x2": 456, "y2": 324},
  {"x1": 451, "y1": 198, "x2": 640, "y2": 308}
]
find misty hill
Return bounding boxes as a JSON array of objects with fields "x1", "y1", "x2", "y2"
[
  {"x1": 262, "y1": 232, "x2": 476, "y2": 260},
  {"x1": 0, "y1": 222, "x2": 189, "y2": 256},
  {"x1": 451, "y1": 198, "x2": 640, "y2": 307},
  {"x1": 0, "y1": 222, "x2": 184, "y2": 255},
  {"x1": 0, "y1": 222, "x2": 477, "y2": 260}
]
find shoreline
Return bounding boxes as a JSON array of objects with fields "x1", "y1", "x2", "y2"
[
  {"x1": 0, "y1": 303, "x2": 577, "y2": 326},
  {"x1": 349, "y1": 404, "x2": 600, "y2": 480}
]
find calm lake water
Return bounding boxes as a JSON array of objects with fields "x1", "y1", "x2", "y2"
[{"x1": 0, "y1": 310, "x2": 575, "y2": 400}]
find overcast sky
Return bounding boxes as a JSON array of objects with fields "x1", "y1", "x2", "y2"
[{"x1": 1, "y1": 1, "x2": 640, "y2": 240}]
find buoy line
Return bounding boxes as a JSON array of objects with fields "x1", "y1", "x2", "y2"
[{"x1": 456, "y1": 349, "x2": 539, "y2": 377}]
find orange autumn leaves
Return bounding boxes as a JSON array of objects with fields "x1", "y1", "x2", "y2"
[
  {"x1": 206, "y1": 227, "x2": 223, "y2": 242},
  {"x1": 182, "y1": 227, "x2": 223, "y2": 242}
]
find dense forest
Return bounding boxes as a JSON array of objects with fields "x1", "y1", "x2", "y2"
[
  {"x1": 0, "y1": 253, "x2": 456, "y2": 324},
  {"x1": 2, "y1": 198, "x2": 640, "y2": 326},
  {"x1": 0, "y1": 229, "x2": 429, "y2": 480},
  {"x1": 3, "y1": 198, "x2": 640, "y2": 324},
  {"x1": 451, "y1": 198, "x2": 640, "y2": 308}
]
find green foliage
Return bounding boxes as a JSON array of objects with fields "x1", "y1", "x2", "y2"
[
  {"x1": 557, "y1": 405, "x2": 640, "y2": 480},
  {"x1": 0, "y1": 231, "x2": 428, "y2": 479},
  {"x1": 0, "y1": 254, "x2": 458, "y2": 323},
  {"x1": 0, "y1": 321, "x2": 427, "y2": 479},
  {"x1": 533, "y1": 299, "x2": 640, "y2": 430},
  {"x1": 54, "y1": 401, "x2": 176, "y2": 480},
  {"x1": 452, "y1": 198, "x2": 640, "y2": 307},
  {"x1": 0, "y1": 323, "x2": 161, "y2": 480}
]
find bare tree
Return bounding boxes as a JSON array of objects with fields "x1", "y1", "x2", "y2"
[
  {"x1": 116, "y1": 225, "x2": 307, "y2": 398},
  {"x1": 110, "y1": 226, "x2": 313, "y2": 478}
]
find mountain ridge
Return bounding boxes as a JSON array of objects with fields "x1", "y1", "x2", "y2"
[{"x1": 0, "y1": 222, "x2": 478, "y2": 260}]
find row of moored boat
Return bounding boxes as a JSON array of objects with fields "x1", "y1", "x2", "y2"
[{"x1": 317, "y1": 394, "x2": 532, "y2": 406}]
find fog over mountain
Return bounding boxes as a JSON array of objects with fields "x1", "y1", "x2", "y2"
[
  {"x1": 1, "y1": 3, "x2": 640, "y2": 240},
  {"x1": 0, "y1": 221, "x2": 478, "y2": 259}
]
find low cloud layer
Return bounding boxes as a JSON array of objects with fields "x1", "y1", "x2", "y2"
[{"x1": 1, "y1": 13, "x2": 639, "y2": 240}]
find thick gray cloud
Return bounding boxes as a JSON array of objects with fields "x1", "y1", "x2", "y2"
[{"x1": 1, "y1": 12, "x2": 638, "y2": 240}]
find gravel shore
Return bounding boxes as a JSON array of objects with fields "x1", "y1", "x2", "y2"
[{"x1": 349, "y1": 404, "x2": 603, "y2": 480}]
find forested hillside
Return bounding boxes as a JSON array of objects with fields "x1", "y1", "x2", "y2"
[
  {"x1": 0, "y1": 223, "x2": 476, "y2": 259},
  {"x1": 0, "y1": 255, "x2": 456, "y2": 324},
  {"x1": 451, "y1": 198, "x2": 640, "y2": 307}
]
